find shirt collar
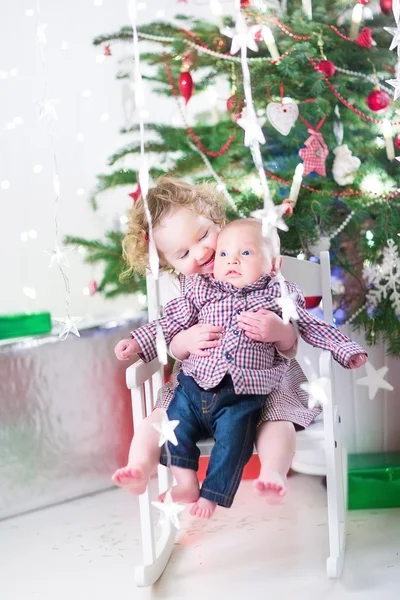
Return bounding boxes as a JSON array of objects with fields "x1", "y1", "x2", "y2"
[{"x1": 205, "y1": 273, "x2": 272, "y2": 294}]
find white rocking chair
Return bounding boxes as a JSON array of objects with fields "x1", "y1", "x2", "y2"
[{"x1": 126, "y1": 252, "x2": 348, "y2": 586}]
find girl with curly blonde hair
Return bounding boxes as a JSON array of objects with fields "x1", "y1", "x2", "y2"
[{"x1": 112, "y1": 176, "x2": 319, "y2": 509}]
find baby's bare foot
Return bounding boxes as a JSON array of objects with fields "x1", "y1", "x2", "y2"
[
  {"x1": 112, "y1": 466, "x2": 149, "y2": 495},
  {"x1": 159, "y1": 481, "x2": 200, "y2": 504},
  {"x1": 253, "y1": 471, "x2": 287, "y2": 505},
  {"x1": 190, "y1": 497, "x2": 217, "y2": 519}
]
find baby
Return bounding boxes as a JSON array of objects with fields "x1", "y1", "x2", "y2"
[{"x1": 116, "y1": 218, "x2": 367, "y2": 518}]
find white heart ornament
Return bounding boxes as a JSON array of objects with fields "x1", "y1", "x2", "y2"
[{"x1": 266, "y1": 102, "x2": 299, "y2": 136}]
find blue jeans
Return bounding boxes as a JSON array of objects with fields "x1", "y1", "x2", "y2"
[{"x1": 160, "y1": 373, "x2": 264, "y2": 508}]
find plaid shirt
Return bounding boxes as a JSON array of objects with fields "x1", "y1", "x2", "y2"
[{"x1": 132, "y1": 274, "x2": 366, "y2": 396}]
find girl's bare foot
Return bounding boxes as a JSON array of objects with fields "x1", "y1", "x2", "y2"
[
  {"x1": 112, "y1": 465, "x2": 149, "y2": 495},
  {"x1": 253, "y1": 470, "x2": 287, "y2": 505}
]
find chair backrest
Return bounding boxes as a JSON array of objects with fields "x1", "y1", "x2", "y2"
[{"x1": 146, "y1": 252, "x2": 333, "y2": 326}]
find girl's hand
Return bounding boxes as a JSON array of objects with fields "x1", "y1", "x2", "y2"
[
  {"x1": 114, "y1": 338, "x2": 140, "y2": 360},
  {"x1": 349, "y1": 353, "x2": 367, "y2": 369},
  {"x1": 170, "y1": 324, "x2": 224, "y2": 359}
]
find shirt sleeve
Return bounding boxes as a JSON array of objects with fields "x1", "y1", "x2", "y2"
[
  {"x1": 130, "y1": 290, "x2": 200, "y2": 363},
  {"x1": 286, "y1": 281, "x2": 367, "y2": 369}
]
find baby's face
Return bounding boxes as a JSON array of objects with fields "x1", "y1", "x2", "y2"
[{"x1": 213, "y1": 223, "x2": 272, "y2": 288}]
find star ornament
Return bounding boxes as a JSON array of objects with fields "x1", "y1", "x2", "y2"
[
  {"x1": 56, "y1": 315, "x2": 83, "y2": 341},
  {"x1": 237, "y1": 107, "x2": 266, "y2": 146},
  {"x1": 301, "y1": 375, "x2": 331, "y2": 409},
  {"x1": 37, "y1": 22, "x2": 47, "y2": 45},
  {"x1": 46, "y1": 244, "x2": 74, "y2": 269},
  {"x1": 152, "y1": 410, "x2": 180, "y2": 447},
  {"x1": 386, "y1": 78, "x2": 400, "y2": 100},
  {"x1": 356, "y1": 361, "x2": 394, "y2": 400},
  {"x1": 39, "y1": 97, "x2": 60, "y2": 120},
  {"x1": 152, "y1": 491, "x2": 185, "y2": 530},
  {"x1": 277, "y1": 294, "x2": 299, "y2": 325},
  {"x1": 221, "y1": 18, "x2": 259, "y2": 55}
]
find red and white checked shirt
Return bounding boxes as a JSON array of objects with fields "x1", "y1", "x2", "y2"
[{"x1": 132, "y1": 274, "x2": 366, "y2": 396}]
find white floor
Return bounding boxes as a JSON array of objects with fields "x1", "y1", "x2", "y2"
[{"x1": 1, "y1": 474, "x2": 400, "y2": 600}]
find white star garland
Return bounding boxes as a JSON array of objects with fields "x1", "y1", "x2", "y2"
[
  {"x1": 300, "y1": 357, "x2": 331, "y2": 409},
  {"x1": 356, "y1": 361, "x2": 394, "y2": 400},
  {"x1": 236, "y1": 106, "x2": 266, "y2": 146},
  {"x1": 55, "y1": 316, "x2": 82, "y2": 341},
  {"x1": 39, "y1": 97, "x2": 60, "y2": 120},
  {"x1": 384, "y1": 0, "x2": 400, "y2": 55},
  {"x1": 152, "y1": 491, "x2": 185, "y2": 529},
  {"x1": 46, "y1": 244, "x2": 74, "y2": 269},
  {"x1": 221, "y1": 21, "x2": 259, "y2": 55},
  {"x1": 152, "y1": 410, "x2": 180, "y2": 447},
  {"x1": 36, "y1": 2, "x2": 77, "y2": 340}
]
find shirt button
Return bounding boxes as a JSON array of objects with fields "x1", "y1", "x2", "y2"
[
  {"x1": 233, "y1": 330, "x2": 239, "y2": 335},
  {"x1": 236, "y1": 309, "x2": 242, "y2": 315},
  {"x1": 225, "y1": 352, "x2": 232, "y2": 361}
]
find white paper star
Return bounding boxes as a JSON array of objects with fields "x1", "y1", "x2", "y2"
[
  {"x1": 152, "y1": 490, "x2": 185, "y2": 529},
  {"x1": 56, "y1": 315, "x2": 83, "y2": 340},
  {"x1": 221, "y1": 18, "x2": 259, "y2": 55},
  {"x1": 386, "y1": 78, "x2": 400, "y2": 100},
  {"x1": 37, "y1": 22, "x2": 47, "y2": 45},
  {"x1": 356, "y1": 361, "x2": 394, "y2": 400},
  {"x1": 153, "y1": 410, "x2": 180, "y2": 447},
  {"x1": 385, "y1": 26, "x2": 400, "y2": 53},
  {"x1": 237, "y1": 107, "x2": 266, "y2": 146},
  {"x1": 277, "y1": 294, "x2": 299, "y2": 325},
  {"x1": 39, "y1": 97, "x2": 60, "y2": 120},
  {"x1": 46, "y1": 244, "x2": 74, "y2": 269},
  {"x1": 301, "y1": 375, "x2": 331, "y2": 409},
  {"x1": 251, "y1": 205, "x2": 288, "y2": 236}
]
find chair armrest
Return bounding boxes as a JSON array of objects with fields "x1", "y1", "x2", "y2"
[{"x1": 126, "y1": 357, "x2": 162, "y2": 390}]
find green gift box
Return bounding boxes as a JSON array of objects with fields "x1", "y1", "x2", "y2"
[
  {"x1": 348, "y1": 452, "x2": 400, "y2": 510},
  {"x1": 0, "y1": 312, "x2": 52, "y2": 341}
]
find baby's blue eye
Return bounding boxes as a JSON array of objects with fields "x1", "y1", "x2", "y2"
[
  {"x1": 220, "y1": 251, "x2": 227, "y2": 257},
  {"x1": 242, "y1": 250, "x2": 251, "y2": 256}
]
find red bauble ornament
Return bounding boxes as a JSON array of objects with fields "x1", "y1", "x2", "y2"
[
  {"x1": 253, "y1": 27, "x2": 263, "y2": 43},
  {"x1": 395, "y1": 134, "x2": 400, "y2": 149},
  {"x1": 366, "y1": 88, "x2": 391, "y2": 112},
  {"x1": 380, "y1": 0, "x2": 392, "y2": 13},
  {"x1": 305, "y1": 296, "x2": 322, "y2": 309},
  {"x1": 316, "y1": 59, "x2": 336, "y2": 78},
  {"x1": 240, "y1": 0, "x2": 250, "y2": 6},
  {"x1": 178, "y1": 71, "x2": 194, "y2": 104},
  {"x1": 357, "y1": 0, "x2": 370, "y2": 5},
  {"x1": 226, "y1": 94, "x2": 244, "y2": 113},
  {"x1": 88, "y1": 280, "x2": 98, "y2": 296},
  {"x1": 129, "y1": 184, "x2": 141, "y2": 203},
  {"x1": 104, "y1": 44, "x2": 111, "y2": 56}
]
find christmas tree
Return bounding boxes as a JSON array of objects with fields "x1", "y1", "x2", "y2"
[{"x1": 66, "y1": 0, "x2": 400, "y2": 354}]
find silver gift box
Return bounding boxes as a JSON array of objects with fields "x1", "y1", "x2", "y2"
[{"x1": 0, "y1": 319, "x2": 143, "y2": 520}]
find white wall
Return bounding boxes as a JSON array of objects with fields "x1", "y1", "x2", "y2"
[{"x1": 0, "y1": 0, "x2": 235, "y2": 322}]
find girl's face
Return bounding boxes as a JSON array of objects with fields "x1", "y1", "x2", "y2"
[{"x1": 153, "y1": 208, "x2": 221, "y2": 276}]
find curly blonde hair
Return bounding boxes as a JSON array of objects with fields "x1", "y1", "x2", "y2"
[{"x1": 121, "y1": 176, "x2": 227, "y2": 277}]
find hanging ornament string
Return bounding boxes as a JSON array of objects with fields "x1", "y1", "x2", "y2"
[
  {"x1": 308, "y1": 57, "x2": 399, "y2": 126},
  {"x1": 128, "y1": 0, "x2": 160, "y2": 281},
  {"x1": 36, "y1": 0, "x2": 80, "y2": 341},
  {"x1": 165, "y1": 62, "x2": 236, "y2": 157}
]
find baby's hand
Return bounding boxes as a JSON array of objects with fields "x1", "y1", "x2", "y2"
[
  {"x1": 237, "y1": 309, "x2": 283, "y2": 342},
  {"x1": 349, "y1": 353, "x2": 367, "y2": 369},
  {"x1": 171, "y1": 324, "x2": 223, "y2": 359},
  {"x1": 114, "y1": 338, "x2": 140, "y2": 360}
]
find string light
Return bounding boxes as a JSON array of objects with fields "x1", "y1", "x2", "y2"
[
  {"x1": 82, "y1": 89, "x2": 92, "y2": 98},
  {"x1": 1, "y1": 180, "x2": 10, "y2": 190},
  {"x1": 23, "y1": 287, "x2": 37, "y2": 299},
  {"x1": 76, "y1": 188, "x2": 85, "y2": 196},
  {"x1": 76, "y1": 132, "x2": 85, "y2": 142},
  {"x1": 33, "y1": 164, "x2": 43, "y2": 174},
  {"x1": 100, "y1": 112, "x2": 110, "y2": 121},
  {"x1": 25, "y1": 9, "x2": 35, "y2": 17},
  {"x1": 61, "y1": 41, "x2": 69, "y2": 50}
]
